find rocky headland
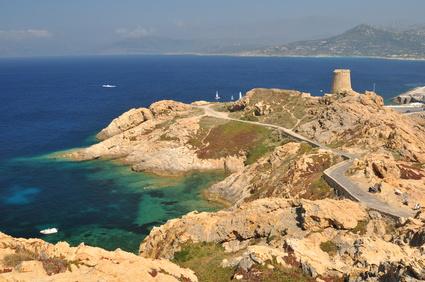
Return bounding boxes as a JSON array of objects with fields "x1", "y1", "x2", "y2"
[
  {"x1": 3, "y1": 70, "x2": 425, "y2": 281},
  {"x1": 393, "y1": 86, "x2": 425, "y2": 105}
]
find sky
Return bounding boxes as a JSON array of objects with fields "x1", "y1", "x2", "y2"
[{"x1": 1, "y1": 0, "x2": 425, "y2": 56}]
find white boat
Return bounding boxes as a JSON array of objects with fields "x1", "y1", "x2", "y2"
[
  {"x1": 102, "y1": 84, "x2": 117, "y2": 88},
  {"x1": 40, "y1": 228, "x2": 58, "y2": 235},
  {"x1": 239, "y1": 92, "x2": 243, "y2": 100},
  {"x1": 215, "y1": 91, "x2": 221, "y2": 100},
  {"x1": 230, "y1": 95, "x2": 234, "y2": 101}
]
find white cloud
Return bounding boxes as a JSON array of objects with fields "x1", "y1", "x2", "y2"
[
  {"x1": 0, "y1": 29, "x2": 52, "y2": 40},
  {"x1": 115, "y1": 26, "x2": 154, "y2": 39}
]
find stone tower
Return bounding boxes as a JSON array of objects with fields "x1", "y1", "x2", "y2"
[{"x1": 331, "y1": 69, "x2": 352, "y2": 94}]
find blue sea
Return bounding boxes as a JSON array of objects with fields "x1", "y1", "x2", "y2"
[{"x1": 1, "y1": 55, "x2": 425, "y2": 252}]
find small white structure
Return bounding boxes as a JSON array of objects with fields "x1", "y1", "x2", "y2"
[{"x1": 40, "y1": 228, "x2": 58, "y2": 235}]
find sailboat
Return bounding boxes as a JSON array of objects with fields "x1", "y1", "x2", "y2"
[
  {"x1": 230, "y1": 95, "x2": 234, "y2": 101},
  {"x1": 215, "y1": 91, "x2": 221, "y2": 100},
  {"x1": 239, "y1": 92, "x2": 243, "y2": 100}
]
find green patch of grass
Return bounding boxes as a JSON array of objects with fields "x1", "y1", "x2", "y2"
[
  {"x1": 241, "y1": 114, "x2": 259, "y2": 122},
  {"x1": 173, "y1": 243, "x2": 314, "y2": 282},
  {"x1": 308, "y1": 176, "x2": 333, "y2": 200},
  {"x1": 319, "y1": 241, "x2": 338, "y2": 257},
  {"x1": 196, "y1": 120, "x2": 273, "y2": 160},
  {"x1": 172, "y1": 242, "x2": 235, "y2": 282},
  {"x1": 350, "y1": 220, "x2": 369, "y2": 235},
  {"x1": 263, "y1": 111, "x2": 297, "y2": 129},
  {"x1": 245, "y1": 143, "x2": 270, "y2": 165},
  {"x1": 298, "y1": 143, "x2": 313, "y2": 154}
]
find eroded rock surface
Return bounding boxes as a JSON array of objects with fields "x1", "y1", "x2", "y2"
[
  {"x1": 140, "y1": 198, "x2": 425, "y2": 280},
  {"x1": 0, "y1": 232, "x2": 197, "y2": 282},
  {"x1": 208, "y1": 142, "x2": 340, "y2": 204},
  {"x1": 61, "y1": 100, "x2": 246, "y2": 176}
]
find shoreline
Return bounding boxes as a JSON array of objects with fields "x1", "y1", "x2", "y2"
[{"x1": 3, "y1": 52, "x2": 425, "y2": 62}]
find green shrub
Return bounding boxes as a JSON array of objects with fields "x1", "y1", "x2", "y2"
[
  {"x1": 320, "y1": 241, "x2": 338, "y2": 256},
  {"x1": 351, "y1": 220, "x2": 369, "y2": 235}
]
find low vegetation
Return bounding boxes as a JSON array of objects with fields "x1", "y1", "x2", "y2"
[
  {"x1": 172, "y1": 242, "x2": 235, "y2": 282},
  {"x1": 189, "y1": 117, "x2": 285, "y2": 164},
  {"x1": 350, "y1": 220, "x2": 369, "y2": 235},
  {"x1": 319, "y1": 240, "x2": 338, "y2": 257},
  {"x1": 2, "y1": 246, "x2": 78, "y2": 275},
  {"x1": 232, "y1": 89, "x2": 311, "y2": 129},
  {"x1": 307, "y1": 176, "x2": 334, "y2": 200},
  {"x1": 173, "y1": 242, "x2": 314, "y2": 282}
]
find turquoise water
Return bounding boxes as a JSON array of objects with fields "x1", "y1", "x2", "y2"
[
  {"x1": 1, "y1": 155, "x2": 223, "y2": 252},
  {"x1": 1, "y1": 55, "x2": 425, "y2": 253}
]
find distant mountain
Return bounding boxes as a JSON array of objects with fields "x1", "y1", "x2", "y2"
[{"x1": 244, "y1": 24, "x2": 425, "y2": 59}]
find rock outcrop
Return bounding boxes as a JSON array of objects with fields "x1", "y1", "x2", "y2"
[
  {"x1": 392, "y1": 86, "x2": 425, "y2": 104},
  {"x1": 208, "y1": 142, "x2": 340, "y2": 204},
  {"x1": 349, "y1": 153, "x2": 425, "y2": 211},
  {"x1": 140, "y1": 198, "x2": 425, "y2": 280},
  {"x1": 96, "y1": 107, "x2": 154, "y2": 141},
  {"x1": 61, "y1": 100, "x2": 246, "y2": 176},
  {"x1": 295, "y1": 90, "x2": 425, "y2": 162},
  {"x1": 0, "y1": 232, "x2": 197, "y2": 282}
]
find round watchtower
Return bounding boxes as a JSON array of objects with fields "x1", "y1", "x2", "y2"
[{"x1": 331, "y1": 69, "x2": 352, "y2": 94}]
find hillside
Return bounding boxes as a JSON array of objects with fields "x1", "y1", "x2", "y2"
[{"x1": 246, "y1": 24, "x2": 425, "y2": 59}]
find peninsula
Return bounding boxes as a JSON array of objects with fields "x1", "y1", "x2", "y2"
[{"x1": 1, "y1": 70, "x2": 425, "y2": 281}]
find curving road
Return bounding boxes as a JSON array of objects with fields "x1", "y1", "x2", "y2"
[{"x1": 198, "y1": 104, "x2": 414, "y2": 218}]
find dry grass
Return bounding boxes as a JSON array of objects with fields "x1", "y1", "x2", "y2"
[{"x1": 2, "y1": 246, "x2": 78, "y2": 275}]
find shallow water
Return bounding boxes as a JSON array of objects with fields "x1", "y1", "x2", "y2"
[
  {"x1": 1, "y1": 55, "x2": 425, "y2": 252},
  {"x1": 0, "y1": 155, "x2": 223, "y2": 252}
]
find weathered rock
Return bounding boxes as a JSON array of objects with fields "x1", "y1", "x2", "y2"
[
  {"x1": 208, "y1": 142, "x2": 339, "y2": 204},
  {"x1": 60, "y1": 101, "x2": 246, "y2": 176},
  {"x1": 149, "y1": 100, "x2": 192, "y2": 116},
  {"x1": 300, "y1": 199, "x2": 368, "y2": 231},
  {"x1": 0, "y1": 232, "x2": 197, "y2": 282},
  {"x1": 96, "y1": 107, "x2": 153, "y2": 141},
  {"x1": 294, "y1": 90, "x2": 425, "y2": 163}
]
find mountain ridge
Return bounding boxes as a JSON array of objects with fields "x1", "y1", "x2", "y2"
[{"x1": 243, "y1": 24, "x2": 425, "y2": 59}]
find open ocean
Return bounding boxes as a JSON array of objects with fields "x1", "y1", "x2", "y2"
[{"x1": 1, "y1": 55, "x2": 425, "y2": 252}]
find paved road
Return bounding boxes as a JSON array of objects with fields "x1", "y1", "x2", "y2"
[
  {"x1": 324, "y1": 160, "x2": 413, "y2": 218},
  {"x1": 198, "y1": 104, "x2": 415, "y2": 218}
]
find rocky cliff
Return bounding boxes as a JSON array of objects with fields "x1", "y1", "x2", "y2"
[
  {"x1": 0, "y1": 232, "x2": 197, "y2": 282},
  {"x1": 140, "y1": 198, "x2": 425, "y2": 280},
  {"x1": 61, "y1": 100, "x2": 249, "y2": 176}
]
